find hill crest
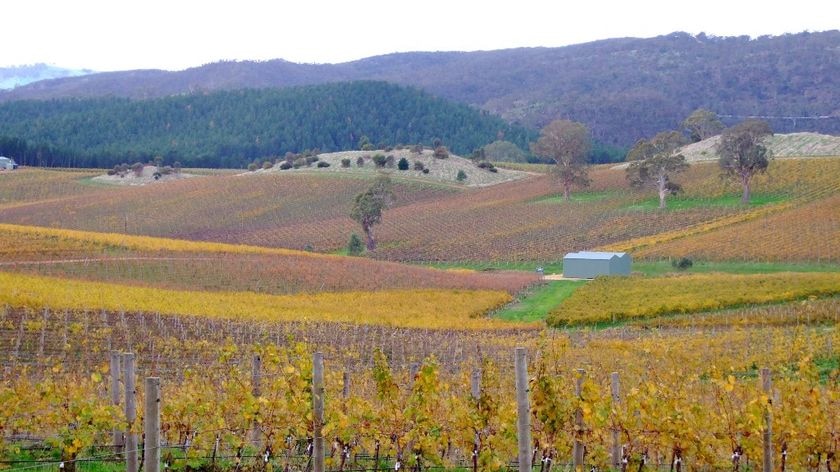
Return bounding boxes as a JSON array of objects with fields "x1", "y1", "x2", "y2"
[{"x1": 2, "y1": 31, "x2": 838, "y2": 147}]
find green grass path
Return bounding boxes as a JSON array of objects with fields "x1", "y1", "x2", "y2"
[{"x1": 494, "y1": 280, "x2": 585, "y2": 322}]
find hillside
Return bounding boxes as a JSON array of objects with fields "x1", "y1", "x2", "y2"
[
  {"x1": 0, "y1": 82, "x2": 534, "y2": 169},
  {"x1": 2, "y1": 158, "x2": 838, "y2": 263},
  {"x1": 255, "y1": 149, "x2": 529, "y2": 187},
  {"x1": 2, "y1": 31, "x2": 838, "y2": 147},
  {"x1": 679, "y1": 132, "x2": 840, "y2": 162}
]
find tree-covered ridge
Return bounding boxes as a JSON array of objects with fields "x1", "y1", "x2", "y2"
[
  {"x1": 2, "y1": 31, "x2": 837, "y2": 148},
  {"x1": 0, "y1": 81, "x2": 535, "y2": 168}
]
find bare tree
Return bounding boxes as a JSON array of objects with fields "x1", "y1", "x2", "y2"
[
  {"x1": 626, "y1": 131, "x2": 689, "y2": 209},
  {"x1": 717, "y1": 120, "x2": 773, "y2": 204},
  {"x1": 531, "y1": 119, "x2": 591, "y2": 200}
]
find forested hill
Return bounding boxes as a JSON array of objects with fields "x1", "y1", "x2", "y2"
[
  {"x1": 0, "y1": 81, "x2": 534, "y2": 169},
  {"x1": 2, "y1": 31, "x2": 838, "y2": 147}
]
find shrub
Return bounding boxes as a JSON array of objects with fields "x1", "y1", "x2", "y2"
[
  {"x1": 361, "y1": 143, "x2": 375, "y2": 151},
  {"x1": 293, "y1": 157, "x2": 308, "y2": 168},
  {"x1": 356, "y1": 156, "x2": 365, "y2": 167},
  {"x1": 107, "y1": 168, "x2": 117, "y2": 176},
  {"x1": 317, "y1": 161, "x2": 330, "y2": 168},
  {"x1": 384, "y1": 146, "x2": 393, "y2": 152},
  {"x1": 347, "y1": 233, "x2": 364, "y2": 256},
  {"x1": 672, "y1": 257, "x2": 694, "y2": 271},
  {"x1": 132, "y1": 162, "x2": 144, "y2": 177},
  {"x1": 262, "y1": 160, "x2": 273, "y2": 169},
  {"x1": 372, "y1": 154, "x2": 387, "y2": 167},
  {"x1": 160, "y1": 166, "x2": 174, "y2": 175},
  {"x1": 173, "y1": 161, "x2": 182, "y2": 173},
  {"x1": 476, "y1": 161, "x2": 498, "y2": 173},
  {"x1": 153, "y1": 172, "x2": 162, "y2": 180},
  {"x1": 411, "y1": 144, "x2": 423, "y2": 154},
  {"x1": 247, "y1": 163, "x2": 258, "y2": 172},
  {"x1": 413, "y1": 161, "x2": 425, "y2": 171},
  {"x1": 385, "y1": 155, "x2": 395, "y2": 168},
  {"x1": 456, "y1": 170, "x2": 467, "y2": 182},
  {"x1": 341, "y1": 159, "x2": 352, "y2": 168},
  {"x1": 278, "y1": 162, "x2": 293, "y2": 170},
  {"x1": 433, "y1": 146, "x2": 449, "y2": 159},
  {"x1": 398, "y1": 157, "x2": 410, "y2": 170},
  {"x1": 284, "y1": 152, "x2": 296, "y2": 164},
  {"x1": 422, "y1": 168, "x2": 430, "y2": 174},
  {"x1": 305, "y1": 155, "x2": 319, "y2": 165}
]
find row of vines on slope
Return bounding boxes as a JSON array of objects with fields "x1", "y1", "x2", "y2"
[{"x1": 0, "y1": 307, "x2": 836, "y2": 471}]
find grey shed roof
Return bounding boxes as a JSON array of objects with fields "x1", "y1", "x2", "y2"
[{"x1": 564, "y1": 251, "x2": 627, "y2": 260}]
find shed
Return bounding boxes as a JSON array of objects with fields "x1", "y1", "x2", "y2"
[
  {"x1": 0, "y1": 156, "x2": 17, "y2": 170},
  {"x1": 563, "y1": 251, "x2": 631, "y2": 278}
]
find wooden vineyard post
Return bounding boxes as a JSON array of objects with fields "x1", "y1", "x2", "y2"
[
  {"x1": 123, "y1": 353, "x2": 138, "y2": 472},
  {"x1": 110, "y1": 351, "x2": 124, "y2": 457},
  {"x1": 471, "y1": 368, "x2": 481, "y2": 399},
  {"x1": 313, "y1": 352, "x2": 325, "y2": 472},
  {"x1": 342, "y1": 370, "x2": 350, "y2": 399},
  {"x1": 610, "y1": 372, "x2": 621, "y2": 469},
  {"x1": 144, "y1": 377, "x2": 161, "y2": 472},
  {"x1": 251, "y1": 354, "x2": 262, "y2": 446},
  {"x1": 514, "y1": 348, "x2": 531, "y2": 472},
  {"x1": 471, "y1": 368, "x2": 481, "y2": 472},
  {"x1": 572, "y1": 369, "x2": 585, "y2": 471},
  {"x1": 761, "y1": 368, "x2": 773, "y2": 472}
]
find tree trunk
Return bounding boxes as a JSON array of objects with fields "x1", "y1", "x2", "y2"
[
  {"x1": 741, "y1": 173, "x2": 751, "y2": 204},
  {"x1": 363, "y1": 223, "x2": 376, "y2": 251},
  {"x1": 563, "y1": 180, "x2": 571, "y2": 201},
  {"x1": 658, "y1": 176, "x2": 668, "y2": 209}
]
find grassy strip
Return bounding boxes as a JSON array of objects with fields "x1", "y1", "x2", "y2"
[
  {"x1": 623, "y1": 193, "x2": 787, "y2": 211},
  {"x1": 494, "y1": 280, "x2": 585, "y2": 322},
  {"x1": 0, "y1": 271, "x2": 520, "y2": 330},
  {"x1": 547, "y1": 272, "x2": 840, "y2": 327}
]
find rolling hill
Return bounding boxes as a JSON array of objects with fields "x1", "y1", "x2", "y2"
[
  {"x1": 0, "y1": 81, "x2": 535, "y2": 168},
  {"x1": 2, "y1": 31, "x2": 838, "y2": 147}
]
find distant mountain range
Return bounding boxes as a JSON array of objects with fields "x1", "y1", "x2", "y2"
[
  {"x1": 0, "y1": 64, "x2": 94, "y2": 90},
  {"x1": 1, "y1": 31, "x2": 838, "y2": 148}
]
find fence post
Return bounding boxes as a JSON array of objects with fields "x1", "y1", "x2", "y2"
[
  {"x1": 471, "y1": 368, "x2": 481, "y2": 399},
  {"x1": 610, "y1": 372, "x2": 621, "y2": 469},
  {"x1": 342, "y1": 370, "x2": 351, "y2": 399},
  {"x1": 313, "y1": 352, "x2": 325, "y2": 472},
  {"x1": 123, "y1": 353, "x2": 138, "y2": 472},
  {"x1": 251, "y1": 354, "x2": 262, "y2": 446},
  {"x1": 144, "y1": 377, "x2": 161, "y2": 472},
  {"x1": 573, "y1": 369, "x2": 586, "y2": 471},
  {"x1": 515, "y1": 348, "x2": 531, "y2": 472},
  {"x1": 761, "y1": 368, "x2": 773, "y2": 472},
  {"x1": 110, "y1": 351, "x2": 124, "y2": 456}
]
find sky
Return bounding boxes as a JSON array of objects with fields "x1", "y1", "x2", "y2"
[{"x1": 2, "y1": 0, "x2": 838, "y2": 72}]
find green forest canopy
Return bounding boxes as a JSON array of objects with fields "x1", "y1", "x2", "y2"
[{"x1": 0, "y1": 81, "x2": 537, "y2": 169}]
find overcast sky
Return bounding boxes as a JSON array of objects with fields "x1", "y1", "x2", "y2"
[{"x1": 3, "y1": 0, "x2": 837, "y2": 71}]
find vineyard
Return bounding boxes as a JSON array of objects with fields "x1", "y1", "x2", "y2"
[
  {"x1": 0, "y1": 304, "x2": 836, "y2": 471},
  {"x1": 0, "y1": 155, "x2": 838, "y2": 471},
  {"x1": 0, "y1": 159, "x2": 838, "y2": 262}
]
